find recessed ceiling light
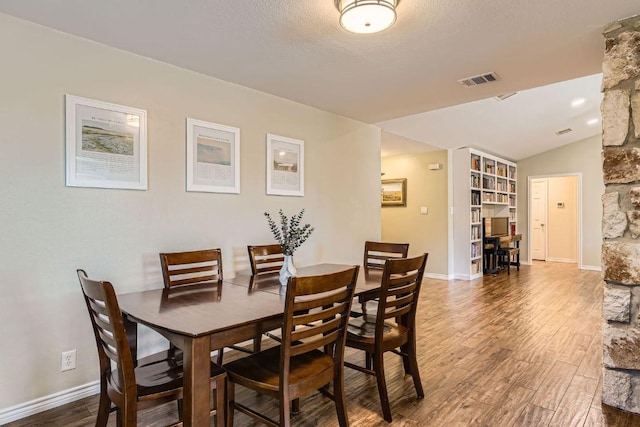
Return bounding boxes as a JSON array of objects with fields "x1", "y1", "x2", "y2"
[
  {"x1": 571, "y1": 98, "x2": 586, "y2": 108},
  {"x1": 587, "y1": 118, "x2": 599, "y2": 126}
]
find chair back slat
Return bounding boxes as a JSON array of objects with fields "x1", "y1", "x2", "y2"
[
  {"x1": 375, "y1": 255, "x2": 428, "y2": 338},
  {"x1": 77, "y1": 269, "x2": 136, "y2": 395},
  {"x1": 160, "y1": 249, "x2": 223, "y2": 288},
  {"x1": 281, "y1": 266, "x2": 359, "y2": 371},
  {"x1": 248, "y1": 244, "x2": 285, "y2": 275},
  {"x1": 364, "y1": 241, "x2": 409, "y2": 270}
]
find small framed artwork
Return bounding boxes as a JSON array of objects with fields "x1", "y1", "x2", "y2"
[
  {"x1": 186, "y1": 118, "x2": 240, "y2": 194},
  {"x1": 65, "y1": 95, "x2": 147, "y2": 190},
  {"x1": 266, "y1": 134, "x2": 304, "y2": 197},
  {"x1": 381, "y1": 178, "x2": 407, "y2": 207}
]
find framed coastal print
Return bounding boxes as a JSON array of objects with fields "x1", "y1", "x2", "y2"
[
  {"x1": 186, "y1": 118, "x2": 240, "y2": 194},
  {"x1": 381, "y1": 178, "x2": 407, "y2": 207},
  {"x1": 65, "y1": 95, "x2": 147, "y2": 190},
  {"x1": 266, "y1": 134, "x2": 304, "y2": 197}
]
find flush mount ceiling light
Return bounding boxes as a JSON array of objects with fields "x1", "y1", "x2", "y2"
[{"x1": 335, "y1": 0, "x2": 400, "y2": 34}]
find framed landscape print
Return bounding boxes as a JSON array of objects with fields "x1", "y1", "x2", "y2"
[
  {"x1": 266, "y1": 133, "x2": 304, "y2": 197},
  {"x1": 381, "y1": 178, "x2": 407, "y2": 207},
  {"x1": 65, "y1": 95, "x2": 147, "y2": 190},
  {"x1": 186, "y1": 118, "x2": 240, "y2": 194}
]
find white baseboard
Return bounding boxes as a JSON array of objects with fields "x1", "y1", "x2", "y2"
[
  {"x1": 546, "y1": 257, "x2": 577, "y2": 263},
  {"x1": 0, "y1": 381, "x2": 100, "y2": 425},
  {"x1": 424, "y1": 272, "x2": 453, "y2": 281},
  {"x1": 581, "y1": 264, "x2": 602, "y2": 271}
]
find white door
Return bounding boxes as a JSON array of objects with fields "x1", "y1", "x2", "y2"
[{"x1": 531, "y1": 179, "x2": 547, "y2": 260}]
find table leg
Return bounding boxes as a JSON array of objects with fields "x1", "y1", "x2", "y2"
[
  {"x1": 123, "y1": 315, "x2": 138, "y2": 365},
  {"x1": 183, "y1": 336, "x2": 211, "y2": 426}
]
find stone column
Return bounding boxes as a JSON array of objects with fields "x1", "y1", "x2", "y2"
[{"x1": 601, "y1": 15, "x2": 640, "y2": 412}]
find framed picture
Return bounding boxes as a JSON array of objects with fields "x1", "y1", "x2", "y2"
[
  {"x1": 65, "y1": 95, "x2": 147, "y2": 190},
  {"x1": 266, "y1": 134, "x2": 304, "y2": 197},
  {"x1": 381, "y1": 178, "x2": 407, "y2": 207},
  {"x1": 186, "y1": 118, "x2": 240, "y2": 194}
]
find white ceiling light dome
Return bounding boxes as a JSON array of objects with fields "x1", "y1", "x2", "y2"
[{"x1": 335, "y1": 0, "x2": 400, "y2": 34}]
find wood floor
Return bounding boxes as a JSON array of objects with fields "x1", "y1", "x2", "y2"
[{"x1": 7, "y1": 261, "x2": 640, "y2": 427}]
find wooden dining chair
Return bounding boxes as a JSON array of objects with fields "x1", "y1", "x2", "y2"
[
  {"x1": 77, "y1": 269, "x2": 226, "y2": 427},
  {"x1": 159, "y1": 248, "x2": 257, "y2": 364},
  {"x1": 159, "y1": 248, "x2": 223, "y2": 288},
  {"x1": 247, "y1": 244, "x2": 285, "y2": 275},
  {"x1": 344, "y1": 254, "x2": 428, "y2": 423},
  {"x1": 224, "y1": 266, "x2": 360, "y2": 427},
  {"x1": 359, "y1": 241, "x2": 410, "y2": 315}
]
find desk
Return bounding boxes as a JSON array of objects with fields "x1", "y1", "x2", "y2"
[
  {"x1": 483, "y1": 234, "x2": 521, "y2": 275},
  {"x1": 118, "y1": 263, "x2": 382, "y2": 426}
]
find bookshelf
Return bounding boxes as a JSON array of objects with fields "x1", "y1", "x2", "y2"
[{"x1": 453, "y1": 148, "x2": 517, "y2": 279}]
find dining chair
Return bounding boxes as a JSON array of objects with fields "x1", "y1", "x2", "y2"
[
  {"x1": 247, "y1": 244, "x2": 285, "y2": 275},
  {"x1": 159, "y1": 248, "x2": 257, "y2": 364},
  {"x1": 77, "y1": 269, "x2": 226, "y2": 427},
  {"x1": 344, "y1": 254, "x2": 428, "y2": 423},
  {"x1": 359, "y1": 241, "x2": 410, "y2": 315},
  {"x1": 224, "y1": 266, "x2": 360, "y2": 427}
]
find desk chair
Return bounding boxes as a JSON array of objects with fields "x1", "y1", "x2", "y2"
[
  {"x1": 224, "y1": 266, "x2": 359, "y2": 427},
  {"x1": 497, "y1": 234, "x2": 521, "y2": 275},
  {"x1": 344, "y1": 254, "x2": 428, "y2": 422},
  {"x1": 77, "y1": 269, "x2": 226, "y2": 427}
]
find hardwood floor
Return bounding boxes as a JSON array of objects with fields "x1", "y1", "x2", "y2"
[{"x1": 7, "y1": 261, "x2": 640, "y2": 426}]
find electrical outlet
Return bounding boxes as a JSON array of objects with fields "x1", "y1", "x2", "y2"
[{"x1": 61, "y1": 349, "x2": 76, "y2": 372}]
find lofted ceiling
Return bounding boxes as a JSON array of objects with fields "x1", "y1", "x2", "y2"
[{"x1": 0, "y1": 1, "x2": 637, "y2": 160}]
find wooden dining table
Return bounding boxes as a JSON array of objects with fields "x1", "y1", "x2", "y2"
[{"x1": 117, "y1": 263, "x2": 384, "y2": 426}]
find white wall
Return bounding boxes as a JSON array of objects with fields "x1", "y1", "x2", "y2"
[
  {"x1": 0, "y1": 14, "x2": 381, "y2": 409},
  {"x1": 517, "y1": 134, "x2": 603, "y2": 268},
  {"x1": 381, "y1": 149, "x2": 449, "y2": 278}
]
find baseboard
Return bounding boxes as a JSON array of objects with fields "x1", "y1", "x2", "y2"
[
  {"x1": 546, "y1": 257, "x2": 577, "y2": 263},
  {"x1": 424, "y1": 272, "x2": 453, "y2": 281},
  {"x1": 580, "y1": 264, "x2": 602, "y2": 271},
  {"x1": 0, "y1": 381, "x2": 100, "y2": 425}
]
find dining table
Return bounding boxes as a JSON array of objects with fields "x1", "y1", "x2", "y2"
[{"x1": 117, "y1": 263, "x2": 385, "y2": 426}]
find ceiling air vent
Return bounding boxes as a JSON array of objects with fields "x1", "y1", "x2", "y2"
[
  {"x1": 555, "y1": 128, "x2": 573, "y2": 136},
  {"x1": 494, "y1": 92, "x2": 517, "y2": 101},
  {"x1": 458, "y1": 72, "x2": 500, "y2": 87}
]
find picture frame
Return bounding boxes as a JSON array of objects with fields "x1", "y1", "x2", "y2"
[
  {"x1": 266, "y1": 133, "x2": 304, "y2": 197},
  {"x1": 186, "y1": 118, "x2": 240, "y2": 194},
  {"x1": 65, "y1": 95, "x2": 147, "y2": 190},
  {"x1": 381, "y1": 178, "x2": 407, "y2": 207}
]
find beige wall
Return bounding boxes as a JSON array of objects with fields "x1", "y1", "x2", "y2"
[
  {"x1": 381, "y1": 150, "x2": 449, "y2": 277},
  {"x1": 547, "y1": 176, "x2": 578, "y2": 262},
  {"x1": 0, "y1": 14, "x2": 381, "y2": 409},
  {"x1": 517, "y1": 134, "x2": 603, "y2": 268}
]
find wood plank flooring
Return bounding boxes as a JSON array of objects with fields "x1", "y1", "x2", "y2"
[{"x1": 7, "y1": 261, "x2": 640, "y2": 426}]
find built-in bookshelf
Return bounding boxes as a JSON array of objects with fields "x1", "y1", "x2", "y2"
[{"x1": 453, "y1": 148, "x2": 517, "y2": 279}]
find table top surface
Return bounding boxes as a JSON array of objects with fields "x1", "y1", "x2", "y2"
[{"x1": 118, "y1": 263, "x2": 383, "y2": 338}]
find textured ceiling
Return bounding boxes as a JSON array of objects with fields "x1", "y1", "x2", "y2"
[{"x1": 0, "y1": 1, "x2": 637, "y2": 159}]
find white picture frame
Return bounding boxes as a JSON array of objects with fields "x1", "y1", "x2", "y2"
[
  {"x1": 186, "y1": 118, "x2": 240, "y2": 194},
  {"x1": 65, "y1": 95, "x2": 147, "y2": 190},
  {"x1": 266, "y1": 134, "x2": 304, "y2": 197}
]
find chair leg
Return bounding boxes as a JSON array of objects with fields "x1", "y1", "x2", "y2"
[
  {"x1": 373, "y1": 352, "x2": 392, "y2": 422},
  {"x1": 253, "y1": 335, "x2": 262, "y2": 353},
  {"x1": 406, "y1": 339, "x2": 424, "y2": 398},
  {"x1": 279, "y1": 394, "x2": 291, "y2": 427},
  {"x1": 96, "y1": 379, "x2": 110, "y2": 427},
  {"x1": 227, "y1": 380, "x2": 235, "y2": 427},
  {"x1": 292, "y1": 398, "x2": 300, "y2": 414},
  {"x1": 216, "y1": 348, "x2": 224, "y2": 365},
  {"x1": 334, "y1": 366, "x2": 349, "y2": 427}
]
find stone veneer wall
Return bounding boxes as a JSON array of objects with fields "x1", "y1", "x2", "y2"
[{"x1": 601, "y1": 15, "x2": 640, "y2": 412}]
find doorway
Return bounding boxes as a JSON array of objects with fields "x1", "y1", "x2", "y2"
[{"x1": 528, "y1": 174, "x2": 581, "y2": 264}]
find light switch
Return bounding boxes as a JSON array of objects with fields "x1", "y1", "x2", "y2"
[{"x1": 420, "y1": 206, "x2": 428, "y2": 215}]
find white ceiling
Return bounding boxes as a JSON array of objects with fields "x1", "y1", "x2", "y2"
[{"x1": 0, "y1": 1, "x2": 636, "y2": 159}]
